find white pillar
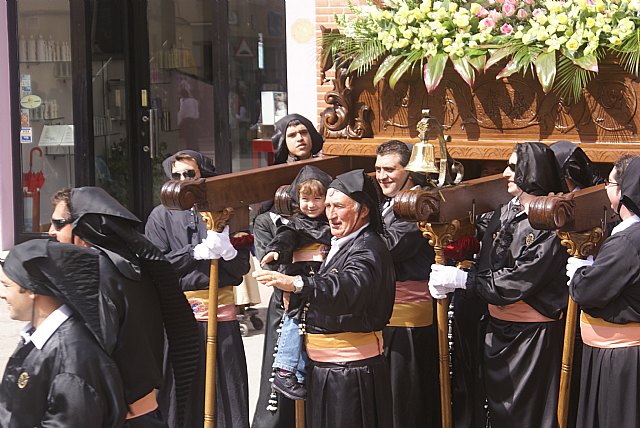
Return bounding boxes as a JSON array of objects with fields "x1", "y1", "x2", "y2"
[{"x1": 285, "y1": 0, "x2": 318, "y2": 127}]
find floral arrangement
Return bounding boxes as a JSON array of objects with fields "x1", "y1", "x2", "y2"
[{"x1": 325, "y1": 0, "x2": 640, "y2": 101}]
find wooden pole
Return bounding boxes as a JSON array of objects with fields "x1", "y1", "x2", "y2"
[
  {"x1": 200, "y1": 209, "x2": 233, "y2": 428},
  {"x1": 295, "y1": 400, "x2": 305, "y2": 428},
  {"x1": 555, "y1": 228, "x2": 604, "y2": 428},
  {"x1": 419, "y1": 220, "x2": 469, "y2": 428}
]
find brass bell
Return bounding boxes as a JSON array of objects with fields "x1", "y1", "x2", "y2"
[{"x1": 405, "y1": 141, "x2": 439, "y2": 173}]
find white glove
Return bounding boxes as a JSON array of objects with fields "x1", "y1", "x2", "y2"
[
  {"x1": 195, "y1": 226, "x2": 238, "y2": 261},
  {"x1": 193, "y1": 242, "x2": 219, "y2": 260},
  {"x1": 428, "y1": 264, "x2": 467, "y2": 299},
  {"x1": 566, "y1": 255, "x2": 594, "y2": 285}
]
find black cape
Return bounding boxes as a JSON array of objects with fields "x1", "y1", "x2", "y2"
[
  {"x1": 569, "y1": 221, "x2": 640, "y2": 428},
  {"x1": 379, "y1": 201, "x2": 440, "y2": 428},
  {"x1": 0, "y1": 317, "x2": 125, "y2": 428},
  {"x1": 70, "y1": 187, "x2": 199, "y2": 425},
  {"x1": 301, "y1": 226, "x2": 395, "y2": 428}
]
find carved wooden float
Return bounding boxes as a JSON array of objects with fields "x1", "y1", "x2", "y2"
[{"x1": 320, "y1": 58, "x2": 640, "y2": 163}]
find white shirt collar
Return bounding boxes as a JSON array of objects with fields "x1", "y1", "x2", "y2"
[
  {"x1": 20, "y1": 304, "x2": 72, "y2": 350},
  {"x1": 611, "y1": 214, "x2": 640, "y2": 236},
  {"x1": 325, "y1": 223, "x2": 370, "y2": 264}
]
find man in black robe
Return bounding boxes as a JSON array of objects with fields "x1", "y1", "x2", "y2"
[
  {"x1": 48, "y1": 186, "x2": 199, "y2": 428},
  {"x1": 568, "y1": 155, "x2": 640, "y2": 428},
  {"x1": 429, "y1": 142, "x2": 569, "y2": 428},
  {"x1": 0, "y1": 239, "x2": 126, "y2": 427},
  {"x1": 145, "y1": 150, "x2": 252, "y2": 428},
  {"x1": 254, "y1": 169, "x2": 395, "y2": 428},
  {"x1": 374, "y1": 140, "x2": 440, "y2": 428},
  {"x1": 251, "y1": 113, "x2": 323, "y2": 428}
]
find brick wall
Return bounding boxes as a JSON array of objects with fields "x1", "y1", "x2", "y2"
[{"x1": 315, "y1": 0, "x2": 367, "y2": 121}]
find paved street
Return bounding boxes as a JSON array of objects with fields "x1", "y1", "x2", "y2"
[{"x1": 0, "y1": 283, "x2": 272, "y2": 423}]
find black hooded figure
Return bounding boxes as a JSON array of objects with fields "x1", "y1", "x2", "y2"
[
  {"x1": 285, "y1": 169, "x2": 394, "y2": 428},
  {"x1": 145, "y1": 150, "x2": 252, "y2": 428},
  {"x1": 569, "y1": 155, "x2": 640, "y2": 428},
  {"x1": 65, "y1": 186, "x2": 200, "y2": 428},
  {"x1": 0, "y1": 240, "x2": 126, "y2": 428},
  {"x1": 550, "y1": 140, "x2": 604, "y2": 190},
  {"x1": 271, "y1": 114, "x2": 324, "y2": 165},
  {"x1": 460, "y1": 142, "x2": 570, "y2": 428},
  {"x1": 252, "y1": 115, "x2": 324, "y2": 428}
]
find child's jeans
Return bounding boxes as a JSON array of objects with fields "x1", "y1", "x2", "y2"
[{"x1": 272, "y1": 314, "x2": 308, "y2": 383}]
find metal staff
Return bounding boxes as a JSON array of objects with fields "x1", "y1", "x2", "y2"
[{"x1": 200, "y1": 208, "x2": 234, "y2": 428}]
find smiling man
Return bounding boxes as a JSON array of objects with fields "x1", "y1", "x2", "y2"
[
  {"x1": 254, "y1": 169, "x2": 395, "y2": 428},
  {"x1": 375, "y1": 140, "x2": 440, "y2": 428}
]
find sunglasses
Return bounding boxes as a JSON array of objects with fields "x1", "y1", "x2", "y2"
[
  {"x1": 171, "y1": 169, "x2": 197, "y2": 180},
  {"x1": 507, "y1": 162, "x2": 517, "y2": 172},
  {"x1": 604, "y1": 180, "x2": 619, "y2": 187},
  {"x1": 51, "y1": 217, "x2": 72, "y2": 231}
]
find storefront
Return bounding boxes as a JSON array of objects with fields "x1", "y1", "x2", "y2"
[{"x1": 0, "y1": 0, "x2": 327, "y2": 250}]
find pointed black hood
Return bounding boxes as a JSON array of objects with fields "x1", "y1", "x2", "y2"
[
  {"x1": 550, "y1": 140, "x2": 603, "y2": 189},
  {"x1": 620, "y1": 156, "x2": 640, "y2": 217},
  {"x1": 329, "y1": 169, "x2": 383, "y2": 233},
  {"x1": 272, "y1": 114, "x2": 323, "y2": 164},
  {"x1": 289, "y1": 165, "x2": 333, "y2": 205},
  {"x1": 514, "y1": 142, "x2": 568, "y2": 196},
  {"x1": 3, "y1": 239, "x2": 103, "y2": 344},
  {"x1": 161, "y1": 150, "x2": 217, "y2": 179}
]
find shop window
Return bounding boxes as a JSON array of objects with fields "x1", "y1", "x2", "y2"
[{"x1": 16, "y1": 0, "x2": 74, "y2": 233}]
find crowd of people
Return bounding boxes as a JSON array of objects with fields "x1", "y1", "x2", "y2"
[{"x1": 0, "y1": 113, "x2": 639, "y2": 428}]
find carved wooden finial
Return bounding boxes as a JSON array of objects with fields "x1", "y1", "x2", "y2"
[
  {"x1": 273, "y1": 185, "x2": 293, "y2": 216},
  {"x1": 527, "y1": 193, "x2": 575, "y2": 230},
  {"x1": 160, "y1": 178, "x2": 208, "y2": 211},
  {"x1": 393, "y1": 188, "x2": 440, "y2": 222}
]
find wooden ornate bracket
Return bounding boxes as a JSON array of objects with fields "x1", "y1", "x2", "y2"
[
  {"x1": 394, "y1": 188, "x2": 440, "y2": 222},
  {"x1": 200, "y1": 208, "x2": 234, "y2": 234},
  {"x1": 419, "y1": 220, "x2": 475, "y2": 264},
  {"x1": 160, "y1": 178, "x2": 208, "y2": 211}
]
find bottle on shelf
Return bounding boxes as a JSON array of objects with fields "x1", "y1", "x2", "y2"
[
  {"x1": 27, "y1": 35, "x2": 36, "y2": 62},
  {"x1": 36, "y1": 34, "x2": 46, "y2": 62},
  {"x1": 19, "y1": 34, "x2": 26, "y2": 61}
]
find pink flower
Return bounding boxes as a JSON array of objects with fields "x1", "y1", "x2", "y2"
[
  {"x1": 480, "y1": 17, "x2": 497, "y2": 29},
  {"x1": 488, "y1": 10, "x2": 503, "y2": 22},
  {"x1": 502, "y1": 2, "x2": 516, "y2": 16},
  {"x1": 523, "y1": 0, "x2": 534, "y2": 4},
  {"x1": 586, "y1": 0, "x2": 595, "y2": 4},
  {"x1": 500, "y1": 23, "x2": 514, "y2": 34},
  {"x1": 532, "y1": 8, "x2": 544, "y2": 16},
  {"x1": 476, "y1": 6, "x2": 489, "y2": 17},
  {"x1": 517, "y1": 8, "x2": 529, "y2": 18},
  {"x1": 487, "y1": 0, "x2": 496, "y2": 4}
]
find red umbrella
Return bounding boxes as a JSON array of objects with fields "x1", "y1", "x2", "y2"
[{"x1": 23, "y1": 147, "x2": 45, "y2": 192}]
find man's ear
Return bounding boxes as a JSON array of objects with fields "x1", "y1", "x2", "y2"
[{"x1": 361, "y1": 204, "x2": 370, "y2": 218}]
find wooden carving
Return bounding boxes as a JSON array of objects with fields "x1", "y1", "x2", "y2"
[
  {"x1": 393, "y1": 188, "x2": 440, "y2": 222},
  {"x1": 273, "y1": 184, "x2": 293, "y2": 216},
  {"x1": 160, "y1": 178, "x2": 208, "y2": 211}
]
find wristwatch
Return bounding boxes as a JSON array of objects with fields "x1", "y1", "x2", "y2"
[{"x1": 293, "y1": 275, "x2": 304, "y2": 294}]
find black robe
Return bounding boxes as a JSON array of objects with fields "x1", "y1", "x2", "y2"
[
  {"x1": 570, "y1": 221, "x2": 640, "y2": 428},
  {"x1": 299, "y1": 226, "x2": 395, "y2": 428},
  {"x1": 251, "y1": 211, "x2": 296, "y2": 428},
  {"x1": 0, "y1": 316, "x2": 126, "y2": 428},
  {"x1": 467, "y1": 199, "x2": 569, "y2": 428},
  {"x1": 379, "y1": 202, "x2": 440, "y2": 428},
  {"x1": 145, "y1": 204, "x2": 251, "y2": 428}
]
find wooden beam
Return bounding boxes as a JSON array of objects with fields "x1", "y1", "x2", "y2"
[
  {"x1": 324, "y1": 139, "x2": 640, "y2": 163},
  {"x1": 393, "y1": 174, "x2": 511, "y2": 223},
  {"x1": 160, "y1": 155, "x2": 374, "y2": 212}
]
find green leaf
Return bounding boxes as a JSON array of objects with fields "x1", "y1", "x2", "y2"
[
  {"x1": 496, "y1": 59, "x2": 521, "y2": 79},
  {"x1": 423, "y1": 53, "x2": 448, "y2": 93},
  {"x1": 612, "y1": 29, "x2": 640, "y2": 76},
  {"x1": 535, "y1": 51, "x2": 556, "y2": 94},
  {"x1": 573, "y1": 54, "x2": 598, "y2": 73},
  {"x1": 467, "y1": 54, "x2": 486, "y2": 73},
  {"x1": 451, "y1": 56, "x2": 476, "y2": 88},
  {"x1": 485, "y1": 46, "x2": 516, "y2": 71},
  {"x1": 388, "y1": 58, "x2": 414, "y2": 90},
  {"x1": 373, "y1": 55, "x2": 402, "y2": 86},
  {"x1": 554, "y1": 53, "x2": 598, "y2": 103}
]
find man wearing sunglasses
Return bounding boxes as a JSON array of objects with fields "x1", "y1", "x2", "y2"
[
  {"x1": 145, "y1": 150, "x2": 252, "y2": 428},
  {"x1": 48, "y1": 186, "x2": 200, "y2": 428}
]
